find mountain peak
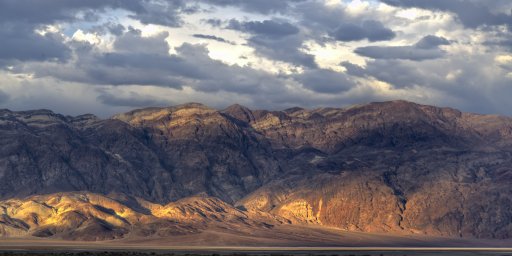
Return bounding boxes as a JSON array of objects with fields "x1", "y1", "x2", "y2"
[
  {"x1": 224, "y1": 103, "x2": 250, "y2": 110},
  {"x1": 172, "y1": 102, "x2": 211, "y2": 110},
  {"x1": 112, "y1": 103, "x2": 216, "y2": 125},
  {"x1": 283, "y1": 107, "x2": 305, "y2": 114},
  {"x1": 222, "y1": 104, "x2": 255, "y2": 123}
]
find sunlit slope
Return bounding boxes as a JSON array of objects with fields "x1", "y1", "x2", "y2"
[{"x1": 0, "y1": 192, "x2": 283, "y2": 240}]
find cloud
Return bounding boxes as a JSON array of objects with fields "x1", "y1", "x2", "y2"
[
  {"x1": 0, "y1": 0, "x2": 196, "y2": 29},
  {"x1": 330, "y1": 20, "x2": 396, "y2": 42},
  {"x1": 340, "y1": 51, "x2": 512, "y2": 115},
  {"x1": 291, "y1": 1, "x2": 396, "y2": 43},
  {"x1": 202, "y1": 18, "x2": 223, "y2": 27},
  {"x1": 293, "y1": 68, "x2": 356, "y2": 93},
  {"x1": 0, "y1": 0, "x2": 193, "y2": 65},
  {"x1": 246, "y1": 34, "x2": 318, "y2": 68},
  {"x1": 105, "y1": 23, "x2": 126, "y2": 36},
  {"x1": 415, "y1": 35, "x2": 451, "y2": 49},
  {"x1": 2, "y1": 0, "x2": 512, "y2": 118},
  {"x1": 0, "y1": 23, "x2": 71, "y2": 63},
  {"x1": 25, "y1": 30, "x2": 192, "y2": 87},
  {"x1": 227, "y1": 19, "x2": 299, "y2": 37},
  {"x1": 113, "y1": 28, "x2": 170, "y2": 54},
  {"x1": 354, "y1": 35, "x2": 450, "y2": 61},
  {"x1": 226, "y1": 19, "x2": 316, "y2": 67},
  {"x1": 0, "y1": 0, "x2": 144, "y2": 25},
  {"x1": 23, "y1": 29, "x2": 288, "y2": 95},
  {"x1": 202, "y1": 0, "x2": 305, "y2": 14},
  {"x1": 192, "y1": 34, "x2": 236, "y2": 45},
  {"x1": 293, "y1": 1, "x2": 349, "y2": 30},
  {"x1": 354, "y1": 46, "x2": 445, "y2": 61},
  {"x1": 97, "y1": 91, "x2": 171, "y2": 107},
  {"x1": 129, "y1": 0, "x2": 199, "y2": 27},
  {"x1": 342, "y1": 60, "x2": 429, "y2": 89},
  {"x1": 381, "y1": 0, "x2": 512, "y2": 29},
  {"x1": 174, "y1": 43, "x2": 288, "y2": 94},
  {"x1": 0, "y1": 89, "x2": 9, "y2": 104}
]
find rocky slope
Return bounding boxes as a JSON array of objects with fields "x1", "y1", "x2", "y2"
[
  {"x1": 1, "y1": 100, "x2": 512, "y2": 240},
  {"x1": 0, "y1": 192, "x2": 282, "y2": 240}
]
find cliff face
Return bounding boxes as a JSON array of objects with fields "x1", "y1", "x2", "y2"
[
  {"x1": 1, "y1": 100, "x2": 512, "y2": 239},
  {"x1": 111, "y1": 103, "x2": 281, "y2": 203},
  {"x1": 0, "y1": 104, "x2": 280, "y2": 204}
]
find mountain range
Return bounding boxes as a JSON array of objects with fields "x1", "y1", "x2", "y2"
[{"x1": 1, "y1": 100, "x2": 512, "y2": 243}]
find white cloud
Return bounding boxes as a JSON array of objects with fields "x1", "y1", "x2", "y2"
[
  {"x1": 345, "y1": 0, "x2": 371, "y2": 16},
  {"x1": 72, "y1": 29, "x2": 102, "y2": 45},
  {"x1": 495, "y1": 55, "x2": 512, "y2": 64}
]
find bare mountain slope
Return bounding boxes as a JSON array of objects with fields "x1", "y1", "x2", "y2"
[
  {"x1": 1, "y1": 100, "x2": 512, "y2": 240},
  {"x1": 0, "y1": 192, "x2": 282, "y2": 240}
]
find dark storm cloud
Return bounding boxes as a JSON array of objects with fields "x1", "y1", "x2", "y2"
[
  {"x1": 106, "y1": 23, "x2": 126, "y2": 36},
  {"x1": 0, "y1": 0, "x2": 144, "y2": 24},
  {"x1": 212, "y1": 2, "x2": 395, "y2": 68},
  {"x1": 4, "y1": 0, "x2": 512, "y2": 117},
  {"x1": 226, "y1": 19, "x2": 316, "y2": 68},
  {"x1": 294, "y1": 69, "x2": 356, "y2": 93},
  {"x1": 192, "y1": 34, "x2": 236, "y2": 45},
  {"x1": 85, "y1": 61, "x2": 188, "y2": 87},
  {"x1": 28, "y1": 30, "x2": 194, "y2": 87},
  {"x1": 0, "y1": 0, "x2": 196, "y2": 29},
  {"x1": 88, "y1": 29, "x2": 205, "y2": 82},
  {"x1": 415, "y1": 35, "x2": 451, "y2": 49},
  {"x1": 202, "y1": 18, "x2": 223, "y2": 27},
  {"x1": 342, "y1": 53, "x2": 512, "y2": 115},
  {"x1": 202, "y1": 0, "x2": 305, "y2": 14},
  {"x1": 28, "y1": 30, "x2": 287, "y2": 95},
  {"x1": 175, "y1": 43, "x2": 287, "y2": 94},
  {"x1": 219, "y1": 1, "x2": 396, "y2": 69},
  {"x1": 292, "y1": 1, "x2": 396, "y2": 41},
  {"x1": 114, "y1": 28, "x2": 170, "y2": 54},
  {"x1": 90, "y1": 22, "x2": 127, "y2": 36},
  {"x1": 0, "y1": 0, "x2": 140, "y2": 64},
  {"x1": 130, "y1": 0, "x2": 199, "y2": 27},
  {"x1": 97, "y1": 91, "x2": 170, "y2": 107},
  {"x1": 0, "y1": 0, "x2": 196, "y2": 64},
  {"x1": 330, "y1": 20, "x2": 396, "y2": 42},
  {"x1": 354, "y1": 35, "x2": 450, "y2": 61},
  {"x1": 342, "y1": 60, "x2": 427, "y2": 89},
  {"x1": 227, "y1": 19, "x2": 299, "y2": 37},
  {"x1": 247, "y1": 35, "x2": 317, "y2": 68},
  {"x1": 293, "y1": 1, "x2": 347, "y2": 30},
  {"x1": 355, "y1": 46, "x2": 445, "y2": 61},
  {"x1": 342, "y1": 51, "x2": 495, "y2": 100},
  {"x1": 381, "y1": 0, "x2": 512, "y2": 29},
  {"x1": 0, "y1": 23, "x2": 71, "y2": 63}
]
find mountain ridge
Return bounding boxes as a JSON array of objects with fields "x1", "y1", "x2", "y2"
[{"x1": 1, "y1": 100, "x2": 512, "y2": 240}]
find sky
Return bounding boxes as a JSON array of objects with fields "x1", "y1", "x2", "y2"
[{"x1": 1, "y1": 0, "x2": 512, "y2": 117}]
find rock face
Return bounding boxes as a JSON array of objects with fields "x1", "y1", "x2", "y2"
[
  {"x1": 1, "y1": 100, "x2": 512, "y2": 239},
  {"x1": 0, "y1": 104, "x2": 280, "y2": 204}
]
